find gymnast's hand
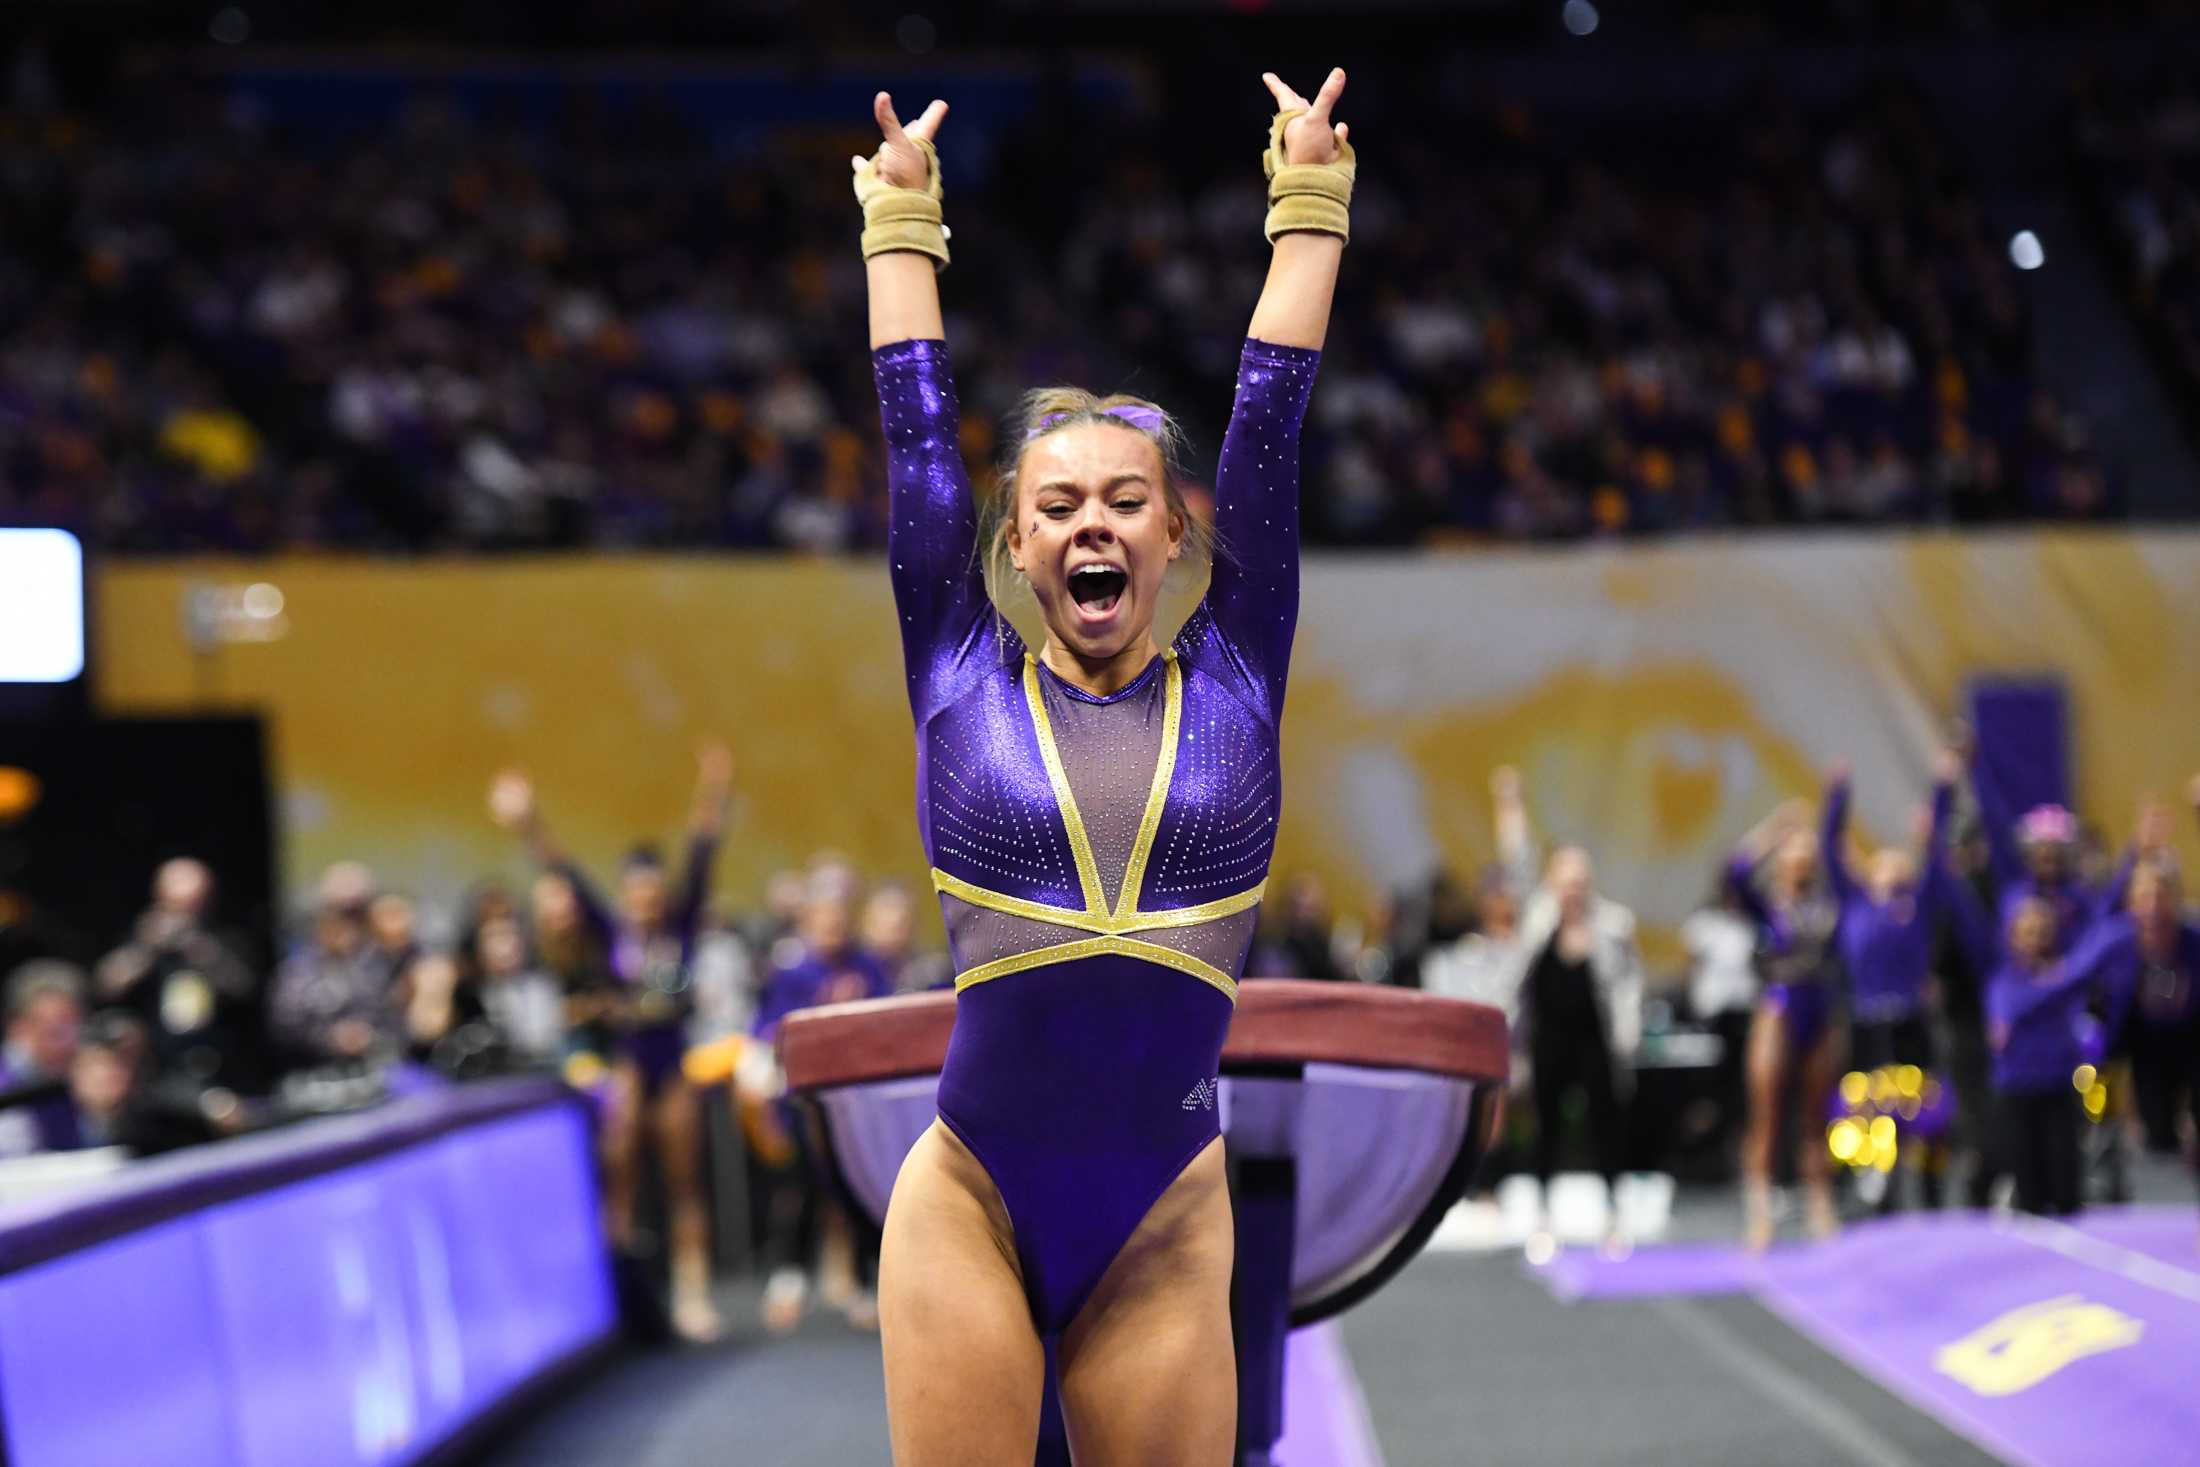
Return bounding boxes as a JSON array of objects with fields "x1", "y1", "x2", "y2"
[
  {"x1": 1261, "y1": 68, "x2": 1351, "y2": 166},
  {"x1": 860, "y1": 91, "x2": 948, "y2": 191},
  {"x1": 488, "y1": 769, "x2": 536, "y2": 831}
]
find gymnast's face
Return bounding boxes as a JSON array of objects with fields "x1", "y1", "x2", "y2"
[{"x1": 1009, "y1": 424, "x2": 1184, "y2": 665}]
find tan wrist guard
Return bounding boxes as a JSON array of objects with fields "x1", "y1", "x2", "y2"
[
  {"x1": 853, "y1": 135, "x2": 950, "y2": 271},
  {"x1": 1262, "y1": 107, "x2": 1355, "y2": 244}
]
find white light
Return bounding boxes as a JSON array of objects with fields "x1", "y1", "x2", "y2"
[
  {"x1": 243, "y1": 582, "x2": 285, "y2": 619},
  {"x1": 2009, "y1": 230, "x2": 2045, "y2": 271},
  {"x1": 0, "y1": 529, "x2": 85, "y2": 683},
  {"x1": 1562, "y1": 0, "x2": 1600, "y2": 36}
]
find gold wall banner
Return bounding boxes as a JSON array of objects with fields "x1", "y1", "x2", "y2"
[{"x1": 96, "y1": 532, "x2": 2200, "y2": 963}]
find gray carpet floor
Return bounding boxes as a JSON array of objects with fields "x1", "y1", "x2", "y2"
[{"x1": 472, "y1": 1228, "x2": 2073, "y2": 1466}]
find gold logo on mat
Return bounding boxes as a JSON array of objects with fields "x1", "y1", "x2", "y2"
[{"x1": 1932, "y1": 1294, "x2": 2143, "y2": 1397}]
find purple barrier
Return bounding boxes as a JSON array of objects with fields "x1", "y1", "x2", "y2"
[{"x1": 0, "y1": 1078, "x2": 616, "y2": 1467}]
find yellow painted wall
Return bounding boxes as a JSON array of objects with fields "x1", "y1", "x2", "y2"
[{"x1": 95, "y1": 531, "x2": 2200, "y2": 964}]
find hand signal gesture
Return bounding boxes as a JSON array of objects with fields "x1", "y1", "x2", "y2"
[
  {"x1": 857, "y1": 92, "x2": 948, "y2": 192},
  {"x1": 1262, "y1": 69, "x2": 1350, "y2": 166}
]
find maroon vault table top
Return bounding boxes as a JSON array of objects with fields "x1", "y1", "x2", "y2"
[{"x1": 779, "y1": 978, "x2": 1510, "y2": 1095}]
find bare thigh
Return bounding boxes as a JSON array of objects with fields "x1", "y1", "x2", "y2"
[
  {"x1": 1743, "y1": 1003, "x2": 1790, "y2": 1179},
  {"x1": 879, "y1": 1122, "x2": 1046, "y2": 1467},
  {"x1": 1796, "y1": 1023, "x2": 1848, "y2": 1186},
  {"x1": 648, "y1": 1076, "x2": 701, "y2": 1194},
  {"x1": 1057, "y1": 1136, "x2": 1236, "y2": 1467}
]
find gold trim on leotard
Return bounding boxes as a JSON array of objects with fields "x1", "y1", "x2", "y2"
[
  {"x1": 1021, "y1": 653, "x2": 1109, "y2": 918},
  {"x1": 937, "y1": 649, "x2": 1262, "y2": 1000},
  {"x1": 933, "y1": 868, "x2": 1268, "y2": 938},
  {"x1": 950, "y1": 934, "x2": 1240, "y2": 1002}
]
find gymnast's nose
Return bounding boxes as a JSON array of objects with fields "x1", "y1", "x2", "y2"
[{"x1": 1071, "y1": 502, "x2": 1115, "y2": 544}]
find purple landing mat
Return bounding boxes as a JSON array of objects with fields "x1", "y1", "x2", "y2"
[
  {"x1": 1275, "y1": 1322, "x2": 1385, "y2": 1467},
  {"x1": 2070, "y1": 1204, "x2": 2200, "y2": 1275},
  {"x1": 1534, "y1": 1243, "x2": 1756, "y2": 1302},
  {"x1": 1527, "y1": 1208, "x2": 2200, "y2": 1467}
]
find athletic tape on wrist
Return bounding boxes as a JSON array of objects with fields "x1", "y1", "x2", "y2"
[
  {"x1": 1261, "y1": 107, "x2": 1355, "y2": 242},
  {"x1": 853, "y1": 135, "x2": 950, "y2": 269}
]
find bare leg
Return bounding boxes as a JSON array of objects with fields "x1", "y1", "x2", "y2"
[
  {"x1": 880, "y1": 1122, "x2": 1046, "y2": 1466},
  {"x1": 1742, "y1": 1002, "x2": 1789, "y2": 1253},
  {"x1": 650, "y1": 1075, "x2": 720, "y2": 1343},
  {"x1": 1057, "y1": 1137, "x2": 1236, "y2": 1467},
  {"x1": 599, "y1": 1061, "x2": 644, "y2": 1251},
  {"x1": 1798, "y1": 1024, "x2": 1848, "y2": 1240}
]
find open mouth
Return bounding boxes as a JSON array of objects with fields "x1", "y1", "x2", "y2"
[{"x1": 1068, "y1": 563, "x2": 1128, "y2": 617}]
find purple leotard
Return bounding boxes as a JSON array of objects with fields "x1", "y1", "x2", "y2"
[
  {"x1": 1822, "y1": 778, "x2": 1954, "y2": 1023},
  {"x1": 1725, "y1": 851, "x2": 1842, "y2": 1055},
  {"x1": 876, "y1": 333, "x2": 1316, "y2": 1333},
  {"x1": 559, "y1": 834, "x2": 717, "y2": 1094}
]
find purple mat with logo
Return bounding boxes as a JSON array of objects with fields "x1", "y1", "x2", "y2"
[{"x1": 1529, "y1": 1207, "x2": 2200, "y2": 1467}]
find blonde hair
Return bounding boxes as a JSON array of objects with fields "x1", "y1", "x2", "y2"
[{"x1": 980, "y1": 387, "x2": 1215, "y2": 613}]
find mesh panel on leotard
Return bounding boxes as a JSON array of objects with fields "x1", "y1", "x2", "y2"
[
  {"x1": 940, "y1": 895, "x2": 1261, "y2": 983},
  {"x1": 1032, "y1": 661, "x2": 1170, "y2": 913}
]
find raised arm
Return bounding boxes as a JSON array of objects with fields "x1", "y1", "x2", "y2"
[
  {"x1": 1911, "y1": 752, "x2": 1959, "y2": 922},
  {"x1": 858, "y1": 94, "x2": 1003, "y2": 721},
  {"x1": 489, "y1": 771, "x2": 617, "y2": 948},
  {"x1": 1965, "y1": 748, "x2": 2028, "y2": 897},
  {"x1": 672, "y1": 743, "x2": 734, "y2": 942},
  {"x1": 1199, "y1": 71, "x2": 1349, "y2": 719},
  {"x1": 1820, "y1": 764, "x2": 1860, "y2": 911},
  {"x1": 1246, "y1": 70, "x2": 1351, "y2": 351},
  {"x1": 1491, "y1": 766, "x2": 1538, "y2": 895}
]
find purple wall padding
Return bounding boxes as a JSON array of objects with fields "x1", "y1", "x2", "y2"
[{"x1": 0, "y1": 1085, "x2": 614, "y2": 1467}]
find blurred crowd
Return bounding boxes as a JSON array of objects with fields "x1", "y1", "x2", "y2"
[
  {"x1": 0, "y1": 52, "x2": 2119, "y2": 554},
  {"x1": 3, "y1": 739, "x2": 2195, "y2": 1338},
  {"x1": 2073, "y1": 59, "x2": 2200, "y2": 445}
]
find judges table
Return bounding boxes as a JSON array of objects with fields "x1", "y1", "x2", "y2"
[
  {"x1": 780, "y1": 978, "x2": 1509, "y2": 1467},
  {"x1": 0, "y1": 1077, "x2": 616, "y2": 1467}
]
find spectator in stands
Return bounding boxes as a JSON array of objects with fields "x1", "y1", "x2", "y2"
[
  {"x1": 1498, "y1": 772, "x2": 1645, "y2": 1238},
  {"x1": 1423, "y1": 767, "x2": 1538, "y2": 1016},
  {"x1": 1681, "y1": 871, "x2": 1761, "y2": 1171},
  {"x1": 2117, "y1": 858, "x2": 2199, "y2": 1188},
  {"x1": 68, "y1": 1011, "x2": 236, "y2": 1156},
  {"x1": 859, "y1": 882, "x2": 951, "y2": 994},
  {"x1": 0, "y1": 66, "x2": 2115, "y2": 553},
  {"x1": 749, "y1": 866, "x2": 892, "y2": 1335},
  {"x1": 94, "y1": 857, "x2": 257, "y2": 1093},
  {"x1": 1250, "y1": 873, "x2": 1350, "y2": 982},
  {"x1": 0, "y1": 959, "x2": 86, "y2": 1154},
  {"x1": 464, "y1": 914, "x2": 566, "y2": 1071},
  {"x1": 268, "y1": 861, "x2": 398, "y2": 1067}
]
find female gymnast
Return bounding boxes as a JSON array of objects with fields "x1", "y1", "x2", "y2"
[
  {"x1": 489, "y1": 747, "x2": 732, "y2": 1342},
  {"x1": 856, "y1": 68, "x2": 1350, "y2": 1463},
  {"x1": 1727, "y1": 797, "x2": 1845, "y2": 1251},
  {"x1": 1820, "y1": 753, "x2": 1958, "y2": 1208}
]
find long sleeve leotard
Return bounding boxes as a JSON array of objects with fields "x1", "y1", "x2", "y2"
[{"x1": 875, "y1": 334, "x2": 1317, "y2": 1332}]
